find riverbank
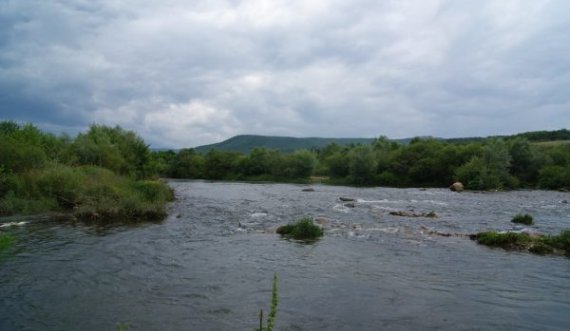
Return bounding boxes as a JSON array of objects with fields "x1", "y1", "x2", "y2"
[{"x1": 1, "y1": 165, "x2": 174, "y2": 222}]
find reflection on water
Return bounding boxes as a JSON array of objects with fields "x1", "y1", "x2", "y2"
[{"x1": 1, "y1": 180, "x2": 569, "y2": 330}]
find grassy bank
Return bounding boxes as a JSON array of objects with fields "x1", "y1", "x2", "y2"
[{"x1": 1, "y1": 165, "x2": 174, "y2": 221}]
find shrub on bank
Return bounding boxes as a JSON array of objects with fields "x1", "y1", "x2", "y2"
[
  {"x1": 511, "y1": 214, "x2": 534, "y2": 225},
  {"x1": 276, "y1": 217, "x2": 323, "y2": 240},
  {"x1": 0, "y1": 165, "x2": 174, "y2": 221}
]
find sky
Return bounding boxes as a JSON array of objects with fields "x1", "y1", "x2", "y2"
[{"x1": 0, "y1": 0, "x2": 569, "y2": 148}]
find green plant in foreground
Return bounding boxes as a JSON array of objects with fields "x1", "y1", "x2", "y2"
[
  {"x1": 256, "y1": 274, "x2": 278, "y2": 331},
  {"x1": 276, "y1": 217, "x2": 323, "y2": 240},
  {"x1": 115, "y1": 322, "x2": 130, "y2": 331},
  {"x1": 0, "y1": 233, "x2": 14, "y2": 253},
  {"x1": 511, "y1": 213, "x2": 534, "y2": 225}
]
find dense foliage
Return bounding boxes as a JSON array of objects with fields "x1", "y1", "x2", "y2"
[
  {"x1": 157, "y1": 132, "x2": 570, "y2": 190},
  {"x1": 0, "y1": 121, "x2": 173, "y2": 221}
]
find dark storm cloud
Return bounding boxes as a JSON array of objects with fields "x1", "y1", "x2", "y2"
[{"x1": 0, "y1": 0, "x2": 569, "y2": 147}]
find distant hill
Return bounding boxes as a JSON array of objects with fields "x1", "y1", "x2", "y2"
[
  {"x1": 192, "y1": 129, "x2": 570, "y2": 154},
  {"x1": 194, "y1": 135, "x2": 378, "y2": 153},
  {"x1": 445, "y1": 129, "x2": 570, "y2": 144}
]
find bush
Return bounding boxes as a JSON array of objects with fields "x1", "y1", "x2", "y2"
[
  {"x1": 276, "y1": 217, "x2": 323, "y2": 240},
  {"x1": 511, "y1": 214, "x2": 534, "y2": 225},
  {"x1": 0, "y1": 165, "x2": 174, "y2": 221}
]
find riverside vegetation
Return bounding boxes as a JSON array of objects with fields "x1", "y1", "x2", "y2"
[
  {"x1": 473, "y1": 230, "x2": 570, "y2": 256},
  {"x1": 0, "y1": 121, "x2": 173, "y2": 222},
  {"x1": 154, "y1": 129, "x2": 570, "y2": 191}
]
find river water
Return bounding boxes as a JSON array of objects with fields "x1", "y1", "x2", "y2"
[{"x1": 1, "y1": 180, "x2": 569, "y2": 330}]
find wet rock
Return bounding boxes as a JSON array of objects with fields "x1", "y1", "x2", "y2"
[
  {"x1": 315, "y1": 217, "x2": 331, "y2": 226},
  {"x1": 562, "y1": 200, "x2": 568, "y2": 204},
  {"x1": 420, "y1": 226, "x2": 470, "y2": 238},
  {"x1": 339, "y1": 197, "x2": 355, "y2": 202},
  {"x1": 344, "y1": 203, "x2": 356, "y2": 208},
  {"x1": 302, "y1": 188, "x2": 315, "y2": 192},
  {"x1": 352, "y1": 224, "x2": 362, "y2": 230},
  {"x1": 389, "y1": 210, "x2": 438, "y2": 218},
  {"x1": 449, "y1": 182, "x2": 464, "y2": 192}
]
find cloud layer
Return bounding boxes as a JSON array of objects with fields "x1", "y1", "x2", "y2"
[{"x1": 1, "y1": 0, "x2": 569, "y2": 147}]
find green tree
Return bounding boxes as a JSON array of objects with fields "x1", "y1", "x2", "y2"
[
  {"x1": 325, "y1": 151, "x2": 349, "y2": 178},
  {"x1": 72, "y1": 125, "x2": 151, "y2": 178},
  {"x1": 348, "y1": 145, "x2": 377, "y2": 185},
  {"x1": 203, "y1": 150, "x2": 242, "y2": 179},
  {"x1": 455, "y1": 139, "x2": 514, "y2": 190},
  {"x1": 288, "y1": 149, "x2": 317, "y2": 178},
  {"x1": 170, "y1": 149, "x2": 205, "y2": 178},
  {"x1": 538, "y1": 165, "x2": 570, "y2": 189}
]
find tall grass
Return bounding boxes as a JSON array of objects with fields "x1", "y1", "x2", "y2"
[
  {"x1": 0, "y1": 165, "x2": 174, "y2": 221},
  {"x1": 256, "y1": 274, "x2": 279, "y2": 331}
]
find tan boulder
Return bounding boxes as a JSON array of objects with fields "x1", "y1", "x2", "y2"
[{"x1": 449, "y1": 182, "x2": 464, "y2": 192}]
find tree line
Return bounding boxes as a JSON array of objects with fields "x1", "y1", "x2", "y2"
[{"x1": 154, "y1": 135, "x2": 570, "y2": 190}]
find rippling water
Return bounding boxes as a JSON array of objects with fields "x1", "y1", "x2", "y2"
[{"x1": 1, "y1": 180, "x2": 569, "y2": 330}]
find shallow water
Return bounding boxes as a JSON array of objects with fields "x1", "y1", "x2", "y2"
[{"x1": 1, "y1": 180, "x2": 569, "y2": 330}]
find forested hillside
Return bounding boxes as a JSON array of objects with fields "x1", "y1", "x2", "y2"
[{"x1": 194, "y1": 135, "x2": 377, "y2": 153}]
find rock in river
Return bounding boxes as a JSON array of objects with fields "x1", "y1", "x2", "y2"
[{"x1": 449, "y1": 182, "x2": 464, "y2": 192}]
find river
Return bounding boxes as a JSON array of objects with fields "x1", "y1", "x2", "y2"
[{"x1": 1, "y1": 180, "x2": 569, "y2": 330}]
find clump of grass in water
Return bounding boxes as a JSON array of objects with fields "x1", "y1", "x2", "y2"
[
  {"x1": 511, "y1": 213, "x2": 534, "y2": 225},
  {"x1": 256, "y1": 274, "x2": 278, "y2": 331},
  {"x1": 276, "y1": 217, "x2": 323, "y2": 240},
  {"x1": 115, "y1": 322, "x2": 130, "y2": 331},
  {"x1": 473, "y1": 230, "x2": 570, "y2": 256}
]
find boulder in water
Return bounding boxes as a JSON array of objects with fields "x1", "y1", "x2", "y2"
[
  {"x1": 302, "y1": 188, "x2": 315, "y2": 192},
  {"x1": 339, "y1": 197, "x2": 355, "y2": 202},
  {"x1": 315, "y1": 217, "x2": 331, "y2": 225},
  {"x1": 449, "y1": 182, "x2": 464, "y2": 192}
]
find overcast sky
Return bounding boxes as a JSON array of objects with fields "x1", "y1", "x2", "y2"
[{"x1": 1, "y1": 0, "x2": 569, "y2": 148}]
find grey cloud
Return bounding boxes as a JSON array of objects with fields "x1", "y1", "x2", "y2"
[{"x1": 0, "y1": 0, "x2": 569, "y2": 147}]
